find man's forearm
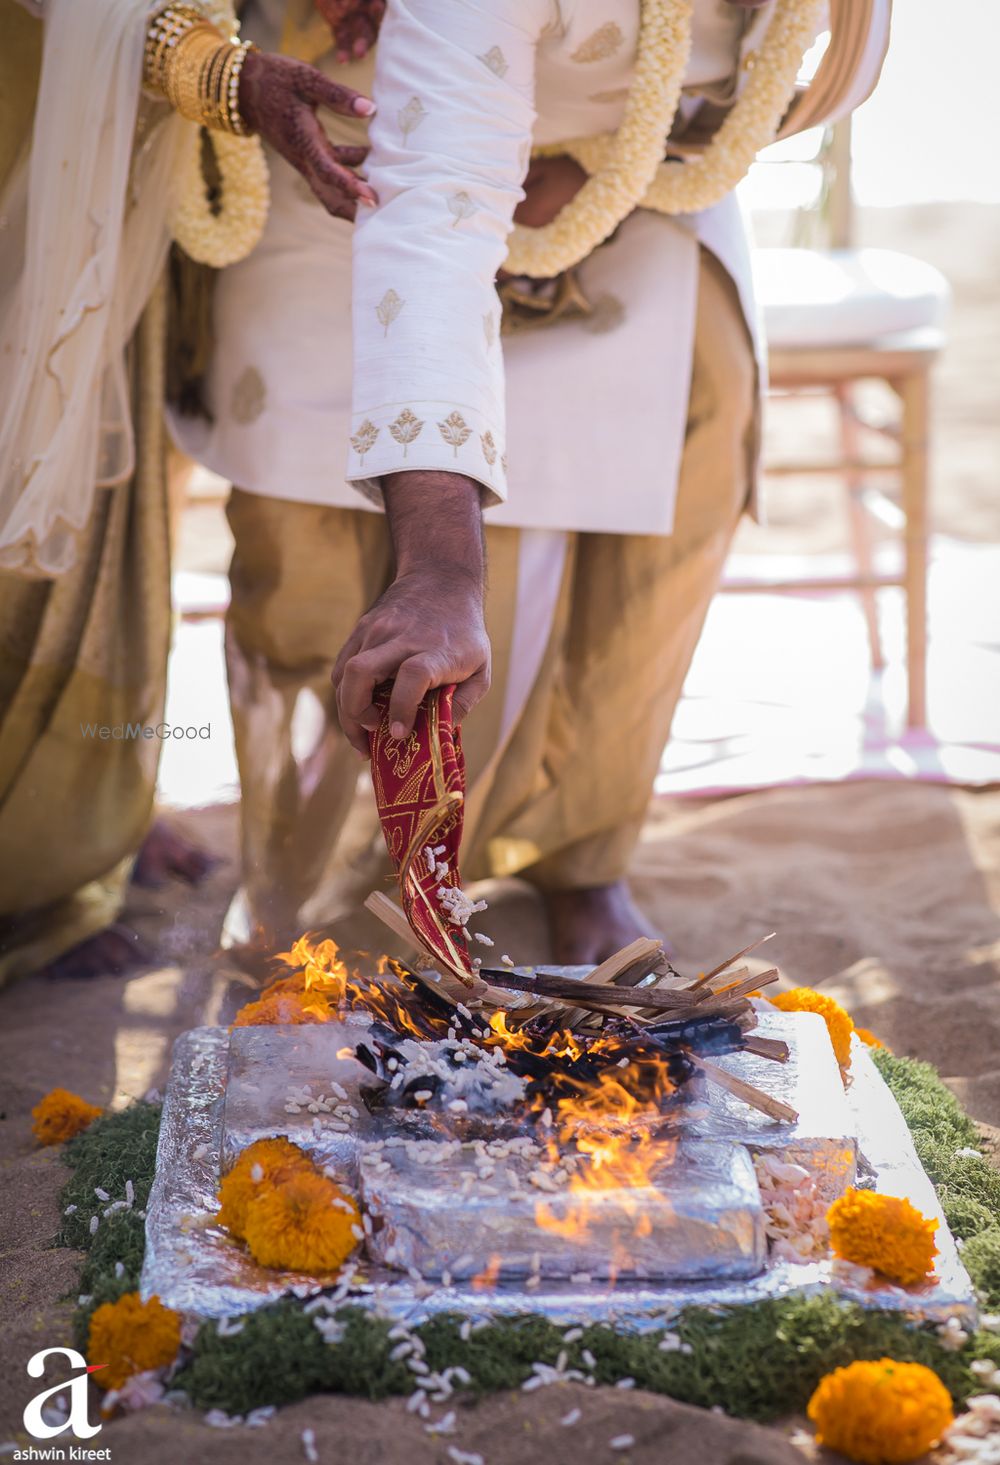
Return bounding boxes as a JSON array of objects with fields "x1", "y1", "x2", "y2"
[
  {"x1": 382, "y1": 471, "x2": 485, "y2": 585},
  {"x1": 333, "y1": 470, "x2": 491, "y2": 749}
]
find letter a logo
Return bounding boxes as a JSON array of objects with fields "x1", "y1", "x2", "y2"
[{"x1": 23, "y1": 1347, "x2": 103, "y2": 1440}]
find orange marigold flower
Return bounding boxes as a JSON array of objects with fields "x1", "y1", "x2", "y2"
[
  {"x1": 243, "y1": 1168, "x2": 361, "y2": 1274},
  {"x1": 216, "y1": 1136, "x2": 314, "y2": 1239},
  {"x1": 807, "y1": 1358, "x2": 953, "y2": 1463},
  {"x1": 87, "y1": 1292, "x2": 182, "y2": 1391},
  {"x1": 31, "y1": 1088, "x2": 102, "y2": 1146},
  {"x1": 856, "y1": 1027, "x2": 890, "y2": 1052},
  {"x1": 770, "y1": 988, "x2": 855, "y2": 1068},
  {"x1": 231, "y1": 988, "x2": 332, "y2": 1028},
  {"x1": 827, "y1": 1187, "x2": 938, "y2": 1287}
]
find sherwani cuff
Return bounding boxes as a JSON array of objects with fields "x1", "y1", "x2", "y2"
[{"x1": 346, "y1": 399, "x2": 507, "y2": 508}]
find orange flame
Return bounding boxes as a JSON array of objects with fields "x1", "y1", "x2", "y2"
[
  {"x1": 237, "y1": 935, "x2": 687, "y2": 1270},
  {"x1": 530, "y1": 1060, "x2": 680, "y2": 1256},
  {"x1": 234, "y1": 936, "x2": 453, "y2": 1040},
  {"x1": 471, "y1": 1254, "x2": 502, "y2": 1291}
]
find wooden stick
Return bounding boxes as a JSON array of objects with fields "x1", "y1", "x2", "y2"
[
  {"x1": 383, "y1": 957, "x2": 463, "y2": 1010},
  {"x1": 562, "y1": 941, "x2": 664, "y2": 1028},
  {"x1": 742, "y1": 1035, "x2": 791, "y2": 1062},
  {"x1": 636, "y1": 965, "x2": 763, "y2": 1021},
  {"x1": 365, "y1": 890, "x2": 430, "y2": 957},
  {"x1": 681, "y1": 964, "x2": 749, "y2": 993},
  {"x1": 695, "y1": 1057, "x2": 798, "y2": 1123},
  {"x1": 688, "y1": 934, "x2": 776, "y2": 989},
  {"x1": 694, "y1": 967, "x2": 779, "y2": 1005},
  {"x1": 480, "y1": 969, "x2": 698, "y2": 1009},
  {"x1": 517, "y1": 938, "x2": 667, "y2": 1029},
  {"x1": 582, "y1": 937, "x2": 664, "y2": 989},
  {"x1": 363, "y1": 890, "x2": 482, "y2": 991},
  {"x1": 626, "y1": 987, "x2": 706, "y2": 1010}
]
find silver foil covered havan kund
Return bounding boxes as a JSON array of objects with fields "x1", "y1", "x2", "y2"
[
  {"x1": 222, "y1": 1020, "x2": 375, "y2": 1177},
  {"x1": 692, "y1": 1008, "x2": 857, "y2": 1201},
  {"x1": 142, "y1": 1006, "x2": 978, "y2": 1326},
  {"x1": 361, "y1": 1135, "x2": 765, "y2": 1283}
]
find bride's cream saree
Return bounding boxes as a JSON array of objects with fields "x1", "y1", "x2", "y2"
[{"x1": 0, "y1": 0, "x2": 179, "y2": 983}]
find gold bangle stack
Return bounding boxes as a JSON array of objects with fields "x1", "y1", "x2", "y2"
[{"x1": 144, "y1": 4, "x2": 257, "y2": 137}]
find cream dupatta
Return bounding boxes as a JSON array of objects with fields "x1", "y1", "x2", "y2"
[
  {"x1": 0, "y1": 0, "x2": 185, "y2": 577},
  {"x1": 0, "y1": 0, "x2": 180, "y2": 982}
]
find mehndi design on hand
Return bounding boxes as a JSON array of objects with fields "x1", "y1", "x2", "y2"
[{"x1": 238, "y1": 50, "x2": 376, "y2": 219}]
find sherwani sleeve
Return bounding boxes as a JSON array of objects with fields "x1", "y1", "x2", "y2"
[{"x1": 347, "y1": 0, "x2": 549, "y2": 506}]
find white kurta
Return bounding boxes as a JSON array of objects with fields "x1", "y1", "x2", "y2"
[{"x1": 170, "y1": 0, "x2": 773, "y2": 536}]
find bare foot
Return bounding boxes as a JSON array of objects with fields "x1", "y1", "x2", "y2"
[
  {"x1": 132, "y1": 819, "x2": 219, "y2": 889},
  {"x1": 543, "y1": 880, "x2": 665, "y2": 966},
  {"x1": 43, "y1": 923, "x2": 152, "y2": 980}
]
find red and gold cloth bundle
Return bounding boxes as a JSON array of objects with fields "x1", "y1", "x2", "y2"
[{"x1": 367, "y1": 684, "x2": 474, "y2": 983}]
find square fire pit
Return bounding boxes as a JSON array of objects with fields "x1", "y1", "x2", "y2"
[{"x1": 142, "y1": 990, "x2": 978, "y2": 1327}]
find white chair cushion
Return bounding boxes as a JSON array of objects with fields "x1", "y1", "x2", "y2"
[{"x1": 755, "y1": 247, "x2": 950, "y2": 349}]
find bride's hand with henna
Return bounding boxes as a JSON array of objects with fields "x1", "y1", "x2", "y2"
[
  {"x1": 314, "y1": 0, "x2": 387, "y2": 63},
  {"x1": 238, "y1": 51, "x2": 377, "y2": 220}
]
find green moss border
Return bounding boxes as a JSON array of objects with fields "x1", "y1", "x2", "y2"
[{"x1": 56, "y1": 1055, "x2": 1000, "y2": 1421}]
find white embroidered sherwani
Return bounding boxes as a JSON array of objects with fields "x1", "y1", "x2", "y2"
[
  {"x1": 347, "y1": 0, "x2": 764, "y2": 536},
  {"x1": 172, "y1": 0, "x2": 887, "y2": 536}
]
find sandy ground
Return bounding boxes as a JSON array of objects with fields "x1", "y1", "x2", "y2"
[{"x1": 1, "y1": 202, "x2": 998, "y2": 1460}]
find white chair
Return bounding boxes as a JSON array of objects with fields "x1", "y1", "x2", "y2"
[{"x1": 726, "y1": 123, "x2": 950, "y2": 728}]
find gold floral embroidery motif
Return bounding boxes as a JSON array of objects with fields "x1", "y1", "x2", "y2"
[
  {"x1": 570, "y1": 21, "x2": 624, "y2": 63},
  {"x1": 589, "y1": 86, "x2": 630, "y2": 104},
  {"x1": 483, "y1": 312, "x2": 497, "y2": 348},
  {"x1": 481, "y1": 430, "x2": 497, "y2": 469},
  {"x1": 351, "y1": 419, "x2": 380, "y2": 465},
  {"x1": 376, "y1": 288, "x2": 404, "y2": 336},
  {"x1": 389, "y1": 408, "x2": 424, "y2": 456},
  {"x1": 448, "y1": 191, "x2": 477, "y2": 228},
  {"x1": 231, "y1": 366, "x2": 266, "y2": 424},
  {"x1": 398, "y1": 95, "x2": 427, "y2": 141},
  {"x1": 501, "y1": 453, "x2": 508, "y2": 475},
  {"x1": 479, "y1": 45, "x2": 508, "y2": 78},
  {"x1": 438, "y1": 411, "x2": 471, "y2": 457}
]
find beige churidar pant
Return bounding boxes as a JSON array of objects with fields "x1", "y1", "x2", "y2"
[{"x1": 225, "y1": 248, "x2": 755, "y2": 943}]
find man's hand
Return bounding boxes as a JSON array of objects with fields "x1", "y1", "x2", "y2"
[
  {"x1": 238, "y1": 51, "x2": 377, "y2": 219},
  {"x1": 514, "y1": 154, "x2": 588, "y2": 229},
  {"x1": 332, "y1": 473, "x2": 491, "y2": 753}
]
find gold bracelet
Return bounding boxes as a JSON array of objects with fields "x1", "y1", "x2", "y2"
[
  {"x1": 144, "y1": 5, "x2": 258, "y2": 136},
  {"x1": 213, "y1": 43, "x2": 239, "y2": 132},
  {"x1": 167, "y1": 28, "x2": 226, "y2": 124},
  {"x1": 201, "y1": 40, "x2": 231, "y2": 132},
  {"x1": 221, "y1": 40, "x2": 257, "y2": 137},
  {"x1": 143, "y1": 5, "x2": 208, "y2": 96}
]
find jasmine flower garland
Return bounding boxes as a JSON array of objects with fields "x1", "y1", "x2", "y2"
[{"x1": 505, "y1": 0, "x2": 823, "y2": 279}]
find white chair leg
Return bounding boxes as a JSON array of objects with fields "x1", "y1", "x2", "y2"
[
  {"x1": 836, "y1": 383, "x2": 885, "y2": 669},
  {"x1": 897, "y1": 370, "x2": 930, "y2": 729}
]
